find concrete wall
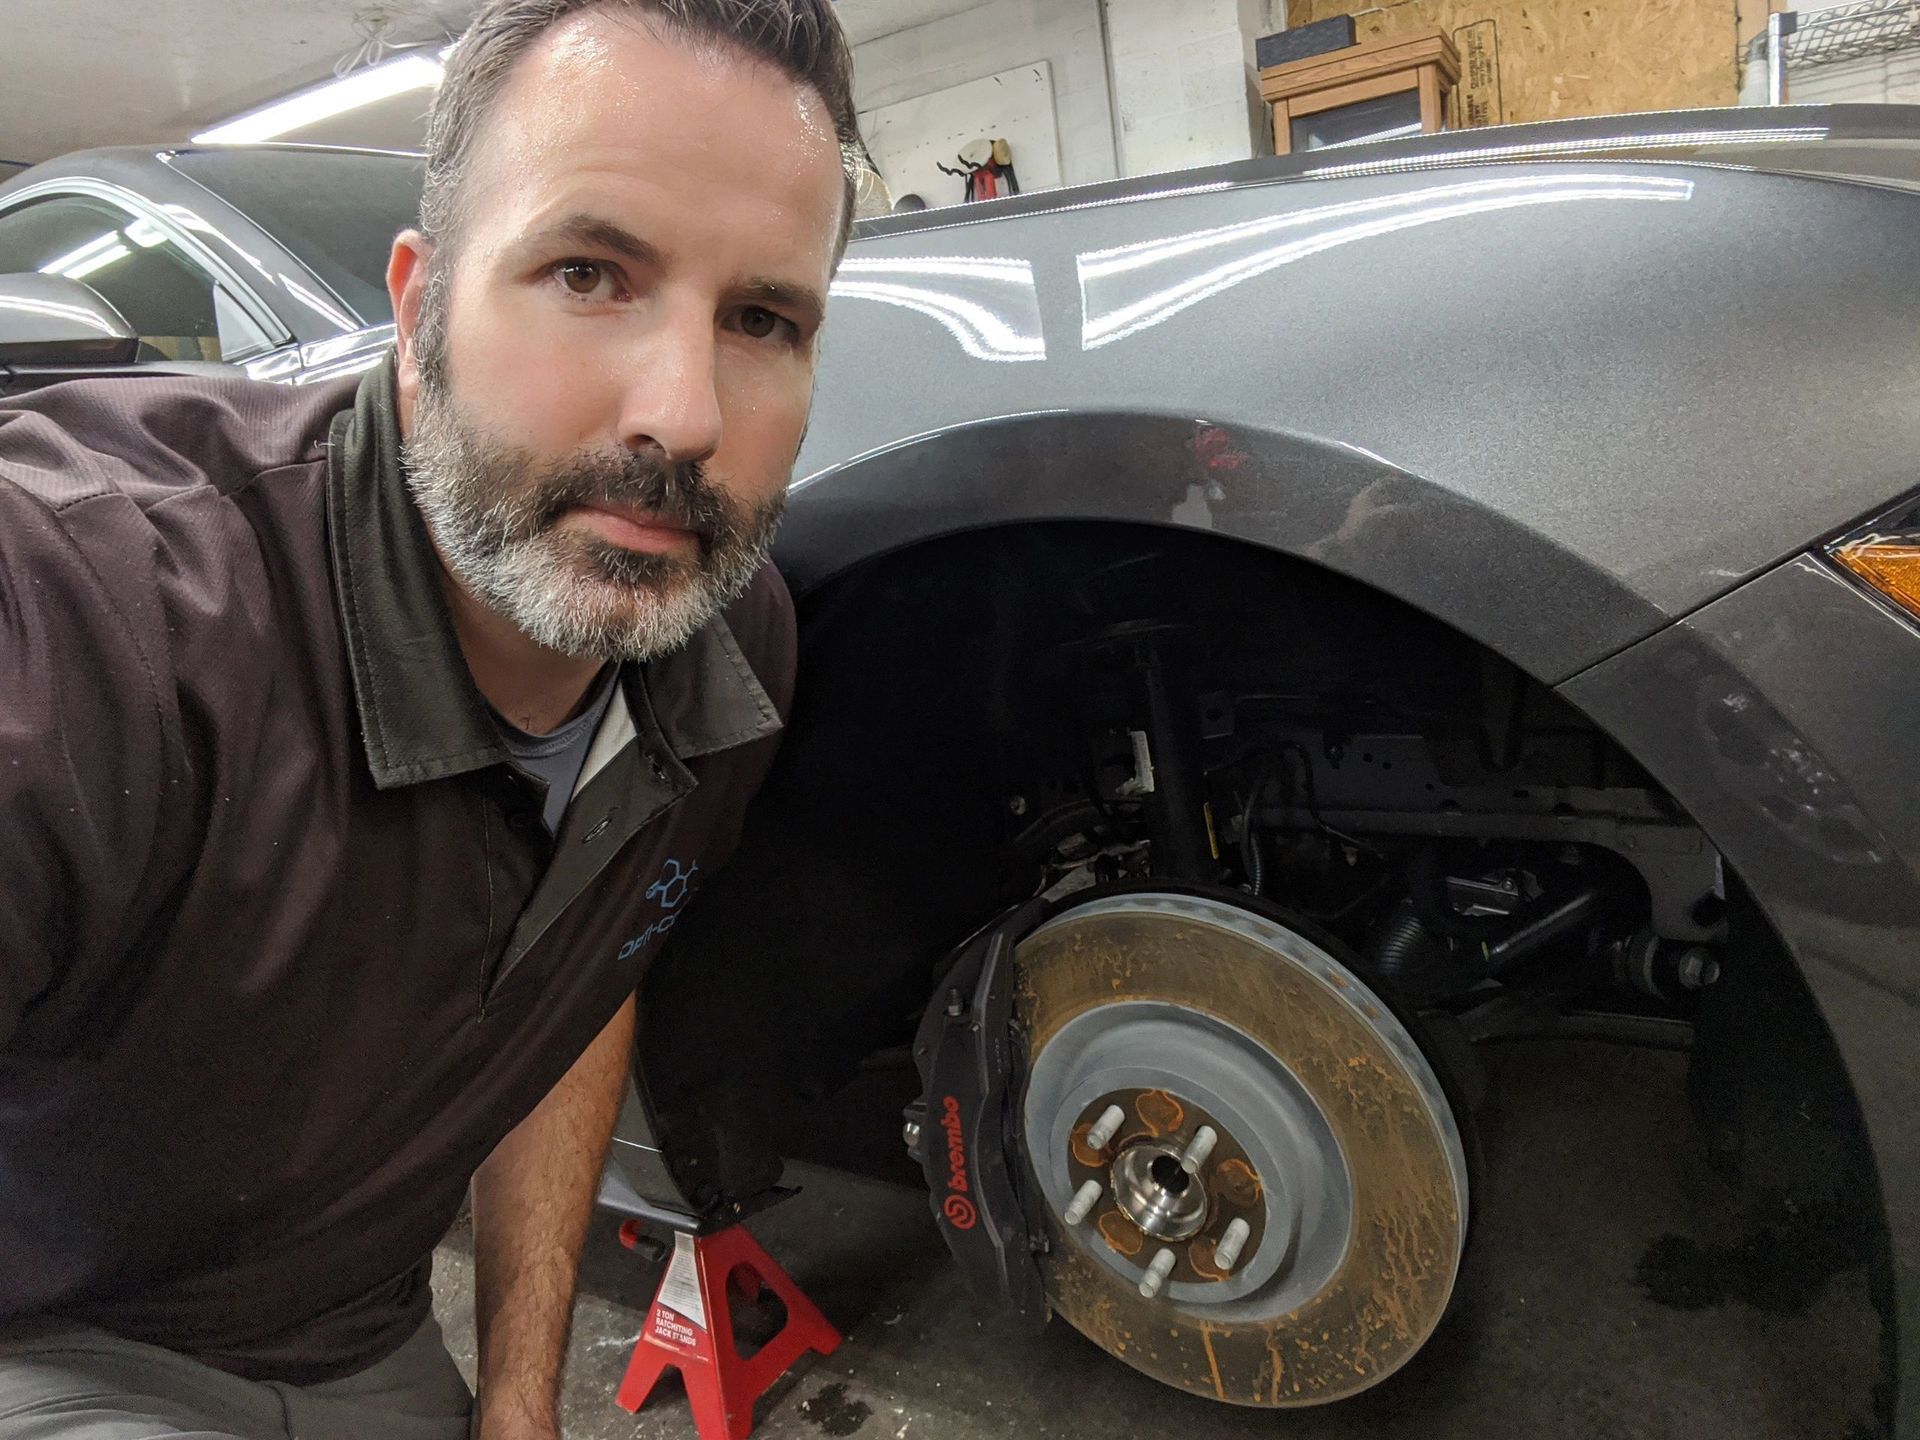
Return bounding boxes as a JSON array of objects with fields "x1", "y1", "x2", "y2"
[
  {"x1": 1104, "y1": 0, "x2": 1271, "y2": 175},
  {"x1": 849, "y1": 0, "x2": 1291, "y2": 188},
  {"x1": 850, "y1": 0, "x2": 1119, "y2": 188}
]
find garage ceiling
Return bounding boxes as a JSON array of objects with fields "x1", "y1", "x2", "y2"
[
  {"x1": 0, "y1": 1, "x2": 469, "y2": 166},
  {"x1": 0, "y1": 0, "x2": 983, "y2": 172}
]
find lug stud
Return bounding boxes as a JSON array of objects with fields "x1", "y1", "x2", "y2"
[
  {"x1": 1139, "y1": 1247, "x2": 1177, "y2": 1298},
  {"x1": 1086, "y1": 1104, "x2": 1127, "y2": 1152},
  {"x1": 1179, "y1": 1125, "x2": 1217, "y2": 1176},
  {"x1": 1064, "y1": 1179, "x2": 1103, "y2": 1226},
  {"x1": 1213, "y1": 1217, "x2": 1252, "y2": 1273}
]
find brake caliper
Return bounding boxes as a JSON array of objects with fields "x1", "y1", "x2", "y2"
[{"x1": 904, "y1": 897, "x2": 1052, "y2": 1328}]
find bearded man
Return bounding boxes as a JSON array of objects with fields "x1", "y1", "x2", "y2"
[{"x1": 0, "y1": 2, "x2": 856, "y2": 1436}]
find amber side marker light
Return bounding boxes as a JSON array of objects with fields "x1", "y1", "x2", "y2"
[{"x1": 1831, "y1": 535, "x2": 1920, "y2": 621}]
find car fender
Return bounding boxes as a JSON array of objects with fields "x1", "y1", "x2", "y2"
[
  {"x1": 793, "y1": 153, "x2": 1920, "y2": 683},
  {"x1": 779, "y1": 409, "x2": 1657, "y2": 684}
]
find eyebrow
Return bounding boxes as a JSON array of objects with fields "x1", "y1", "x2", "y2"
[
  {"x1": 520, "y1": 210, "x2": 827, "y2": 332},
  {"x1": 521, "y1": 212, "x2": 664, "y2": 269}
]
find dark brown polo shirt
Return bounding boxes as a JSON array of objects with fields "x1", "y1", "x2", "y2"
[{"x1": 0, "y1": 357, "x2": 794, "y2": 1383}]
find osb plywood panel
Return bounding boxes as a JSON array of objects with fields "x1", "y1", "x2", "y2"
[{"x1": 1286, "y1": 0, "x2": 1740, "y2": 123}]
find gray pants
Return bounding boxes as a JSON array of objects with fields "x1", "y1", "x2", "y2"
[{"x1": 0, "y1": 1317, "x2": 473, "y2": 1439}]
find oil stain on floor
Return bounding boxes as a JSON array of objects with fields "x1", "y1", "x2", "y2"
[
  {"x1": 1637, "y1": 1220, "x2": 1870, "y2": 1315},
  {"x1": 796, "y1": 1381, "x2": 874, "y2": 1437}
]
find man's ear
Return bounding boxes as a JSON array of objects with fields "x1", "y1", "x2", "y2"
[{"x1": 387, "y1": 229, "x2": 435, "y2": 413}]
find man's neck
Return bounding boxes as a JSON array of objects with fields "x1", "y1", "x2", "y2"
[{"x1": 436, "y1": 567, "x2": 608, "y2": 736}]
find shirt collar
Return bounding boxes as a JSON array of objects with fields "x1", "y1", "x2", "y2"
[{"x1": 323, "y1": 353, "x2": 782, "y2": 790}]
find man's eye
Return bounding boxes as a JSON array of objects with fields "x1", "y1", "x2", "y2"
[
  {"x1": 739, "y1": 306, "x2": 785, "y2": 341},
  {"x1": 556, "y1": 260, "x2": 609, "y2": 297}
]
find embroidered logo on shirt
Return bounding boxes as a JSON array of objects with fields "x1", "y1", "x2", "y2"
[
  {"x1": 617, "y1": 858, "x2": 700, "y2": 961},
  {"x1": 647, "y1": 857, "x2": 697, "y2": 910}
]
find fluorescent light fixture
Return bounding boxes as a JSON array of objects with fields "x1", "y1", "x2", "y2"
[{"x1": 193, "y1": 52, "x2": 443, "y2": 144}]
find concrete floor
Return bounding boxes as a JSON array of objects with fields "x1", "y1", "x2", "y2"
[{"x1": 432, "y1": 1040, "x2": 1886, "y2": 1440}]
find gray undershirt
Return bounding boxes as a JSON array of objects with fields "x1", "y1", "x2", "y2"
[{"x1": 491, "y1": 665, "x2": 621, "y2": 835}]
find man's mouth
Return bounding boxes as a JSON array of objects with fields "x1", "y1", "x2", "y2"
[{"x1": 564, "y1": 502, "x2": 701, "y2": 556}]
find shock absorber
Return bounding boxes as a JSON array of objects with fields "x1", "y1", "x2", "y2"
[{"x1": 1138, "y1": 643, "x2": 1211, "y2": 881}]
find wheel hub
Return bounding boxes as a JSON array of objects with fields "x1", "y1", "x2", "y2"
[
  {"x1": 1060, "y1": 1085, "x2": 1277, "y2": 1284},
  {"x1": 1109, "y1": 1129, "x2": 1210, "y2": 1243}
]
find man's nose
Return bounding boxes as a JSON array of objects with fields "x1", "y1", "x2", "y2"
[{"x1": 620, "y1": 309, "x2": 723, "y2": 464}]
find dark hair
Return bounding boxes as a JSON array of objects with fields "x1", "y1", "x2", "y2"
[{"x1": 421, "y1": 0, "x2": 860, "y2": 254}]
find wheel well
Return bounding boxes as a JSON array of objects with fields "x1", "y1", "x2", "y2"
[
  {"x1": 645, "y1": 521, "x2": 1881, "y2": 1255},
  {"x1": 758, "y1": 518, "x2": 1674, "y2": 984},
  {"x1": 667, "y1": 521, "x2": 1721, "y2": 1050}
]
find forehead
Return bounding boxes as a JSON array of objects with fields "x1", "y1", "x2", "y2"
[{"x1": 458, "y1": 11, "x2": 844, "y2": 268}]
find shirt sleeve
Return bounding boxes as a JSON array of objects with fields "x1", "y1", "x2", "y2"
[{"x1": 0, "y1": 479, "x2": 177, "y2": 1047}]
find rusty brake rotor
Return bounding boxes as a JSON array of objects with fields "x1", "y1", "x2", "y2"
[{"x1": 1013, "y1": 891, "x2": 1468, "y2": 1407}]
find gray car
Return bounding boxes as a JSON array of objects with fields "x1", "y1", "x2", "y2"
[{"x1": 2, "y1": 106, "x2": 1917, "y2": 1429}]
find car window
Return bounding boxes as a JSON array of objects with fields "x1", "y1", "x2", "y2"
[
  {"x1": 168, "y1": 149, "x2": 424, "y2": 327},
  {"x1": 0, "y1": 193, "x2": 276, "y2": 363}
]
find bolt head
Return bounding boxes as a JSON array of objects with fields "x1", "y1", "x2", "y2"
[{"x1": 1677, "y1": 948, "x2": 1721, "y2": 989}]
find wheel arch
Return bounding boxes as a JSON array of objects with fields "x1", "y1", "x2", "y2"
[{"x1": 777, "y1": 409, "x2": 1666, "y2": 687}]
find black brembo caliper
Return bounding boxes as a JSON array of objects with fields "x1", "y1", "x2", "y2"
[{"x1": 906, "y1": 896, "x2": 1052, "y2": 1328}]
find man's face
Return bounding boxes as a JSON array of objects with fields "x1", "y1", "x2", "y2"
[{"x1": 393, "y1": 12, "x2": 845, "y2": 660}]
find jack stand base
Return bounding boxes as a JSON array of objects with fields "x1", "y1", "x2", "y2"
[{"x1": 615, "y1": 1220, "x2": 842, "y2": 1440}]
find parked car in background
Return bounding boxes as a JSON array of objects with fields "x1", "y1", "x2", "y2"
[
  {"x1": 3, "y1": 107, "x2": 1917, "y2": 1430},
  {"x1": 0, "y1": 144, "x2": 416, "y2": 393}
]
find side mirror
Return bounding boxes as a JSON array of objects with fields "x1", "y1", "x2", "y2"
[{"x1": 0, "y1": 272, "x2": 139, "y2": 366}]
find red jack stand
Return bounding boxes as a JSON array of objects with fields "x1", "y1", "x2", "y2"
[{"x1": 615, "y1": 1219, "x2": 842, "y2": 1440}]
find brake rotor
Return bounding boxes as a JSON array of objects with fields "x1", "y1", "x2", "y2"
[{"x1": 1013, "y1": 891, "x2": 1468, "y2": 1407}]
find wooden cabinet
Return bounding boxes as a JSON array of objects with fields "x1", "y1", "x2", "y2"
[{"x1": 1259, "y1": 30, "x2": 1462, "y2": 155}]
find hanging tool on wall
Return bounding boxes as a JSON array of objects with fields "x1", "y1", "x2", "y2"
[{"x1": 938, "y1": 137, "x2": 1021, "y2": 203}]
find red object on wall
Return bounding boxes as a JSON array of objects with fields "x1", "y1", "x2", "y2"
[{"x1": 614, "y1": 1220, "x2": 843, "y2": 1440}]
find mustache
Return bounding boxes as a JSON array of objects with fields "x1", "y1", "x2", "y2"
[{"x1": 523, "y1": 450, "x2": 730, "y2": 543}]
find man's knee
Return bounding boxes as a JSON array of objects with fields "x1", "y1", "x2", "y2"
[
  {"x1": 0, "y1": 1324, "x2": 278, "y2": 1439},
  {"x1": 279, "y1": 1317, "x2": 471, "y2": 1440}
]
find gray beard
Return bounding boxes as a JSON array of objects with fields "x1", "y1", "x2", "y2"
[{"x1": 400, "y1": 307, "x2": 784, "y2": 663}]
